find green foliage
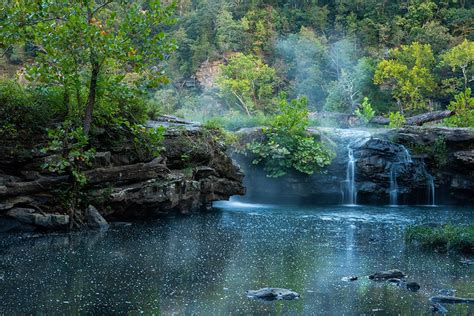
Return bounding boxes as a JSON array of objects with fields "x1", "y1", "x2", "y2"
[
  {"x1": 1, "y1": 0, "x2": 176, "y2": 133},
  {"x1": 41, "y1": 122, "x2": 96, "y2": 186},
  {"x1": 131, "y1": 124, "x2": 166, "y2": 158},
  {"x1": 247, "y1": 95, "x2": 334, "y2": 178},
  {"x1": 405, "y1": 224, "x2": 474, "y2": 254},
  {"x1": 441, "y1": 39, "x2": 474, "y2": 89},
  {"x1": 388, "y1": 111, "x2": 406, "y2": 128},
  {"x1": 374, "y1": 42, "x2": 436, "y2": 112},
  {"x1": 445, "y1": 88, "x2": 474, "y2": 127},
  {"x1": 354, "y1": 97, "x2": 375, "y2": 125},
  {"x1": 217, "y1": 53, "x2": 278, "y2": 115},
  {"x1": 0, "y1": 79, "x2": 66, "y2": 138},
  {"x1": 408, "y1": 136, "x2": 448, "y2": 168}
]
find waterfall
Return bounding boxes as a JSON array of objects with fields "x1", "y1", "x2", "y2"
[
  {"x1": 426, "y1": 173, "x2": 436, "y2": 206},
  {"x1": 401, "y1": 146, "x2": 412, "y2": 163},
  {"x1": 389, "y1": 164, "x2": 398, "y2": 206},
  {"x1": 342, "y1": 146, "x2": 357, "y2": 205},
  {"x1": 421, "y1": 160, "x2": 436, "y2": 206},
  {"x1": 389, "y1": 146, "x2": 413, "y2": 206}
]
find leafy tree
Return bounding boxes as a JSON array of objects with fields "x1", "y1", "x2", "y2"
[
  {"x1": 1, "y1": 0, "x2": 175, "y2": 134},
  {"x1": 374, "y1": 42, "x2": 436, "y2": 113},
  {"x1": 217, "y1": 53, "x2": 278, "y2": 115},
  {"x1": 216, "y1": 9, "x2": 244, "y2": 53},
  {"x1": 441, "y1": 39, "x2": 474, "y2": 90},
  {"x1": 247, "y1": 94, "x2": 334, "y2": 178}
]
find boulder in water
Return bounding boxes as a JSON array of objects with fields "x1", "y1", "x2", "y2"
[
  {"x1": 246, "y1": 288, "x2": 300, "y2": 301},
  {"x1": 406, "y1": 282, "x2": 421, "y2": 292},
  {"x1": 86, "y1": 205, "x2": 109, "y2": 230},
  {"x1": 430, "y1": 296, "x2": 474, "y2": 304},
  {"x1": 369, "y1": 269, "x2": 406, "y2": 280},
  {"x1": 342, "y1": 276, "x2": 358, "y2": 282}
]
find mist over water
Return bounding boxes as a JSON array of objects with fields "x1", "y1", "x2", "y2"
[{"x1": 1, "y1": 203, "x2": 473, "y2": 315}]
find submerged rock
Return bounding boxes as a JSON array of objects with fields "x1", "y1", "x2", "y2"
[
  {"x1": 430, "y1": 296, "x2": 474, "y2": 304},
  {"x1": 387, "y1": 278, "x2": 420, "y2": 292},
  {"x1": 406, "y1": 282, "x2": 421, "y2": 292},
  {"x1": 246, "y1": 288, "x2": 300, "y2": 301},
  {"x1": 341, "y1": 276, "x2": 358, "y2": 282},
  {"x1": 369, "y1": 269, "x2": 406, "y2": 280},
  {"x1": 430, "y1": 303, "x2": 448, "y2": 314},
  {"x1": 86, "y1": 205, "x2": 109, "y2": 230}
]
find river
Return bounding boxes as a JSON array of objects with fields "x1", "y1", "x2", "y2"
[{"x1": 0, "y1": 202, "x2": 473, "y2": 315}]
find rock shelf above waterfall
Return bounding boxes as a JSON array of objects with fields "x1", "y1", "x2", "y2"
[{"x1": 236, "y1": 127, "x2": 474, "y2": 205}]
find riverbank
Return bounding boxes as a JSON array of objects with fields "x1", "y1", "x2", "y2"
[{"x1": 0, "y1": 117, "x2": 245, "y2": 233}]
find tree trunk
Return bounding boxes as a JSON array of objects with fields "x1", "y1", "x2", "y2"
[
  {"x1": 371, "y1": 110, "x2": 455, "y2": 126},
  {"x1": 84, "y1": 59, "x2": 100, "y2": 135}
]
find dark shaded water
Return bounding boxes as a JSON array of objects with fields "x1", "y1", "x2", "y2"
[{"x1": 0, "y1": 202, "x2": 473, "y2": 315}]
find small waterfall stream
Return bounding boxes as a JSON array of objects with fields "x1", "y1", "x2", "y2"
[
  {"x1": 389, "y1": 164, "x2": 399, "y2": 206},
  {"x1": 342, "y1": 146, "x2": 357, "y2": 205},
  {"x1": 420, "y1": 160, "x2": 436, "y2": 206},
  {"x1": 389, "y1": 146, "x2": 412, "y2": 206}
]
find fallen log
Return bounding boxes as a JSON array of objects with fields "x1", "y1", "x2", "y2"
[
  {"x1": 430, "y1": 296, "x2": 474, "y2": 304},
  {"x1": 0, "y1": 159, "x2": 170, "y2": 197},
  {"x1": 371, "y1": 110, "x2": 454, "y2": 126}
]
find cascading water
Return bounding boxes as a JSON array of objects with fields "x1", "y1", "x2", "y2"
[
  {"x1": 420, "y1": 160, "x2": 436, "y2": 206},
  {"x1": 426, "y1": 173, "x2": 436, "y2": 206},
  {"x1": 389, "y1": 146, "x2": 413, "y2": 206},
  {"x1": 389, "y1": 164, "x2": 398, "y2": 206},
  {"x1": 342, "y1": 146, "x2": 357, "y2": 205}
]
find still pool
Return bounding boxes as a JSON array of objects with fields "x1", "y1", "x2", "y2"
[{"x1": 0, "y1": 202, "x2": 473, "y2": 315}]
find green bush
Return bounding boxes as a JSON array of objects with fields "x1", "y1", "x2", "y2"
[
  {"x1": 0, "y1": 79, "x2": 66, "y2": 138},
  {"x1": 445, "y1": 88, "x2": 474, "y2": 127},
  {"x1": 354, "y1": 97, "x2": 375, "y2": 125},
  {"x1": 247, "y1": 95, "x2": 335, "y2": 178},
  {"x1": 405, "y1": 224, "x2": 474, "y2": 254},
  {"x1": 388, "y1": 111, "x2": 406, "y2": 128}
]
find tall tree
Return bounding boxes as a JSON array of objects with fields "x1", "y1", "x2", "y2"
[
  {"x1": 374, "y1": 42, "x2": 436, "y2": 113},
  {"x1": 217, "y1": 53, "x2": 278, "y2": 115},
  {"x1": 441, "y1": 39, "x2": 474, "y2": 90},
  {"x1": 1, "y1": 0, "x2": 175, "y2": 134}
]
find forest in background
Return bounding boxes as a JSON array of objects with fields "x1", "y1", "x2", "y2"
[
  {"x1": 150, "y1": 0, "x2": 474, "y2": 128},
  {"x1": 1, "y1": 0, "x2": 473, "y2": 129}
]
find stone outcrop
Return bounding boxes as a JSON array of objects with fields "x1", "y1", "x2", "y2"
[
  {"x1": 0, "y1": 119, "x2": 245, "y2": 232},
  {"x1": 236, "y1": 127, "x2": 474, "y2": 205}
]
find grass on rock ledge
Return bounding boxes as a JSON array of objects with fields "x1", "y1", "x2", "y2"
[{"x1": 405, "y1": 224, "x2": 474, "y2": 254}]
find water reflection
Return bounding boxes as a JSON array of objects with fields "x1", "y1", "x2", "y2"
[{"x1": 0, "y1": 204, "x2": 473, "y2": 314}]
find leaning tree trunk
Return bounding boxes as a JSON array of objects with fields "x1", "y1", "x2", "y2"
[
  {"x1": 371, "y1": 110, "x2": 455, "y2": 126},
  {"x1": 84, "y1": 59, "x2": 100, "y2": 135}
]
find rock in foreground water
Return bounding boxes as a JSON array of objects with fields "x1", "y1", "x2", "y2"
[
  {"x1": 369, "y1": 269, "x2": 406, "y2": 280},
  {"x1": 246, "y1": 288, "x2": 300, "y2": 301}
]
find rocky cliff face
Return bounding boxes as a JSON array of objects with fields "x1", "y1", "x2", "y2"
[
  {"x1": 0, "y1": 119, "x2": 245, "y2": 232},
  {"x1": 237, "y1": 127, "x2": 474, "y2": 205}
]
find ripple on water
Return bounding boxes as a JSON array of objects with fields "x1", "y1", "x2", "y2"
[{"x1": 0, "y1": 203, "x2": 473, "y2": 315}]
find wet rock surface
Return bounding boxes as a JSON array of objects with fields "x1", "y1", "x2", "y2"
[
  {"x1": 0, "y1": 120, "x2": 245, "y2": 232},
  {"x1": 236, "y1": 127, "x2": 474, "y2": 205},
  {"x1": 369, "y1": 269, "x2": 406, "y2": 280}
]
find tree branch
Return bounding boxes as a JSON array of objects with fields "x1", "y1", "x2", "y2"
[{"x1": 92, "y1": 0, "x2": 115, "y2": 16}]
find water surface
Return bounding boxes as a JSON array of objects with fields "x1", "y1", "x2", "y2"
[{"x1": 0, "y1": 203, "x2": 473, "y2": 315}]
